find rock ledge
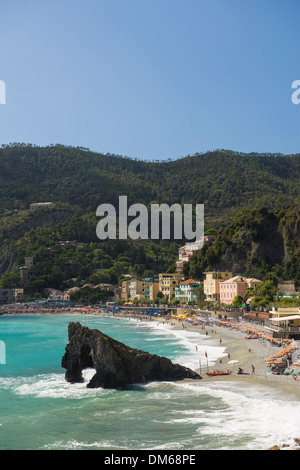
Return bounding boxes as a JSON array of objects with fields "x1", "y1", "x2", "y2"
[{"x1": 61, "y1": 322, "x2": 201, "y2": 389}]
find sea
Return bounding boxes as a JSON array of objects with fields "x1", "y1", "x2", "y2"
[{"x1": 0, "y1": 314, "x2": 299, "y2": 451}]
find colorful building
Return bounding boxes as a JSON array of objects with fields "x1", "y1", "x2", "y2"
[
  {"x1": 141, "y1": 278, "x2": 160, "y2": 301},
  {"x1": 219, "y1": 276, "x2": 261, "y2": 305},
  {"x1": 203, "y1": 271, "x2": 232, "y2": 302},
  {"x1": 174, "y1": 279, "x2": 200, "y2": 303},
  {"x1": 128, "y1": 279, "x2": 144, "y2": 300},
  {"x1": 266, "y1": 307, "x2": 300, "y2": 339},
  {"x1": 121, "y1": 280, "x2": 131, "y2": 300},
  {"x1": 0, "y1": 288, "x2": 24, "y2": 305},
  {"x1": 159, "y1": 272, "x2": 184, "y2": 301},
  {"x1": 121, "y1": 278, "x2": 159, "y2": 301},
  {"x1": 176, "y1": 237, "x2": 213, "y2": 272}
]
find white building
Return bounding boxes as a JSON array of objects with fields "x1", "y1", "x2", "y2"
[{"x1": 176, "y1": 237, "x2": 213, "y2": 272}]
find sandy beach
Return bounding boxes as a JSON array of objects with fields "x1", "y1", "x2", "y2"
[
  {"x1": 169, "y1": 316, "x2": 300, "y2": 399},
  {"x1": 104, "y1": 310, "x2": 300, "y2": 399}
]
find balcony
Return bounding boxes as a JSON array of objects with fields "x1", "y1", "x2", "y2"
[{"x1": 264, "y1": 319, "x2": 300, "y2": 338}]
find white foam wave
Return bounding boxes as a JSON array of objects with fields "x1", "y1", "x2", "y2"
[
  {"x1": 102, "y1": 315, "x2": 226, "y2": 371},
  {"x1": 170, "y1": 380, "x2": 300, "y2": 449},
  {"x1": 44, "y1": 439, "x2": 128, "y2": 450},
  {"x1": 138, "y1": 320, "x2": 227, "y2": 370},
  {"x1": 3, "y1": 369, "x2": 111, "y2": 399}
]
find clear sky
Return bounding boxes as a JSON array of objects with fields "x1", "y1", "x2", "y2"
[{"x1": 0, "y1": 0, "x2": 299, "y2": 160}]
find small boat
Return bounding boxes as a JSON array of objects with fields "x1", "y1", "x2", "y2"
[
  {"x1": 205, "y1": 370, "x2": 232, "y2": 377},
  {"x1": 245, "y1": 336, "x2": 259, "y2": 339}
]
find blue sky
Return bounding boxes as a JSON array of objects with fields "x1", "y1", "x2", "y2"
[{"x1": 0, "y1": 0, "x2": 299, "y2": 160}]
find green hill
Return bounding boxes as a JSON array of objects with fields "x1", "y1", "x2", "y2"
[
  {"x1": 0, "y1": 144, "x2": 300, "y2": 297},
  {"x1": 1, "y1": 144, "x2": 300, "y2": 218}
]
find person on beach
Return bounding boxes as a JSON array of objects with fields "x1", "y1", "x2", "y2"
[{"x1": 251, "y1": 365, "x2": 255, "y2": 375}]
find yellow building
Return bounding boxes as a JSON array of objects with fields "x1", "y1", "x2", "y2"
[
  {"x1": 121, "y1": 278, "x2": 160, "y2": 301},
  {"x1": 203, "y1": 271, "x2": 232, "y2": 302},
  {"x1": 269, "y1": 307, "x2": 300, "y2": 327},
  {"x1": 0, "y1": 288, "x2": 24, "y2": 305},
  {"x1": 128, "y1": 279, "x2": 144, "y2": 300},
  {"x1": 142, "y1": 279, "x2": 160, "y2": 301},
  {"x1": 121, "y1": 280, "x2": 131, "y2": 300},
  {"x1": 267, "y1": 307, "x2": 300, "y2": 339},
  {"x1": 159, "y1": 272, "x2": 184, "y2": 301}
]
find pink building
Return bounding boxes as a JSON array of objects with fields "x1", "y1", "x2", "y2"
[
  {"x1": 44, "y1": 288, "x2": 71, "y2": 301},
  {"x1": 219, "y1": 276, "x2": 261, "y2": 305}
]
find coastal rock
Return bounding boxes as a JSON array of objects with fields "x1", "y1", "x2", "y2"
[
  {"x1": 268, "y1": 438, "x2": 300, "y2": 450},
  {"x1": 61, "y1": 322, "x2": 201, "y2": 389}
]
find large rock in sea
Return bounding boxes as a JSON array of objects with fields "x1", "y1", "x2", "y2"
[{"x1": 61, "y1": 322, "x2": 201, "y2": 389}]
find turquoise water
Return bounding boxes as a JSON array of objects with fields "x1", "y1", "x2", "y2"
[{"x1": 0, "y1": 314, "x2": 299, "y2": 450}]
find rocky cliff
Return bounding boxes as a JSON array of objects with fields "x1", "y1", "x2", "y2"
[
  {"x1": 186, "y1": 206, "x2": 300, "y2": 284},
  {"x1": 61, "y1": 322, "x2": 201, "y2": 389}
]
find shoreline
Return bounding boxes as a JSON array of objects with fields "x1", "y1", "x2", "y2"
[
  {"x1": 2, "y1": 309, "x2": 299, "y2": 450},
  {"x1": 2, "y1": 308, "x2": 300, "y2": 398},
  {"x1": 176, "y1": 318, "x2": 300, "y2": 399},
  {"x1": 106, "y1": 310, "x2": 300, "y2": 399}
]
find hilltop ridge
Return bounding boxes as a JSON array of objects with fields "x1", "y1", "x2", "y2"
[{"x1": 1, "y1": 144, "x2": 299, "y2": 216}]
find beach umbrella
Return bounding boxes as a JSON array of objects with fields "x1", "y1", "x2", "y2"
[
  {"x1": 228, "y1": 359, "x2": 239, "y2": 372},
  {"x1": 271, "y1": 361, "x2": 286, "y2": 365}
]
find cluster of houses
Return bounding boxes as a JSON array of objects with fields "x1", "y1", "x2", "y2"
[
  {"x1": 175, "y1": 237, "x2": 213, "y2": 272},
  {"x1": 2, "y1": 237, "x2": 300, "y2": 340},
  {"x1": 0, "y1": 288, "x2": 24, "y2": 305},
  {"x1": 204, "y1": 272, "x2": 262, "y2": 304},
  {"x1": 120, "y1": 271, "x2": 262, "y2": 305},
  {"x1": 121, "y1": 239, "x2": 207, "y2": 304},
  {"x1": 120, "y1": 239, "x2": 263, "y2": 305},
  {"x1": 121, "y1": 273, "x2": 199, "y2": 303},
  {"x1": 0, "y1": 236, "x2": 294, "y2": 312}
]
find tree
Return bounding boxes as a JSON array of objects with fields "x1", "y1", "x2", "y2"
[
  {"x1": 0, "y1": 272, "x2": 21, "y2": 288},
  {"x1": 232, "y1": 295, "x2": 243, "y2": 307},
  {"x1": 166, "y1": 264, "x2": 176, "y2": 273},
  {"x1": 70, "y1": 286, "x2": 114, "y2": 305},
  {"x1": 24, "y1": 279, "x2": 46, "y2": 295},
  {"x1": 256, "y1": 280, "x2": 277, "y2": 302}
]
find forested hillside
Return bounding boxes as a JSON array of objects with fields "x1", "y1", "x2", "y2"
[
  {"x1": 1, "y1": 144, "x2": 300, "y2": 218},
  {"x1": 0, "y1": 144, "x2": 299, "y2": 298},
  {"x1": 184, "y1": 206, "x2": 300, "y2": 287}
]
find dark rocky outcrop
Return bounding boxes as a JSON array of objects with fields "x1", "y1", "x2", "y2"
[{"x1": 61, "y1": 322, "x2": 201, "y2": 389}]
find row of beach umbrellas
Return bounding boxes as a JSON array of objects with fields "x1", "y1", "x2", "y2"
[
  {"x1": 265, "y1": 342, "x2": 297, "y2": 364},
  {"x1": 210, "y1": 319, "x2": 300, "y2": 371}
]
